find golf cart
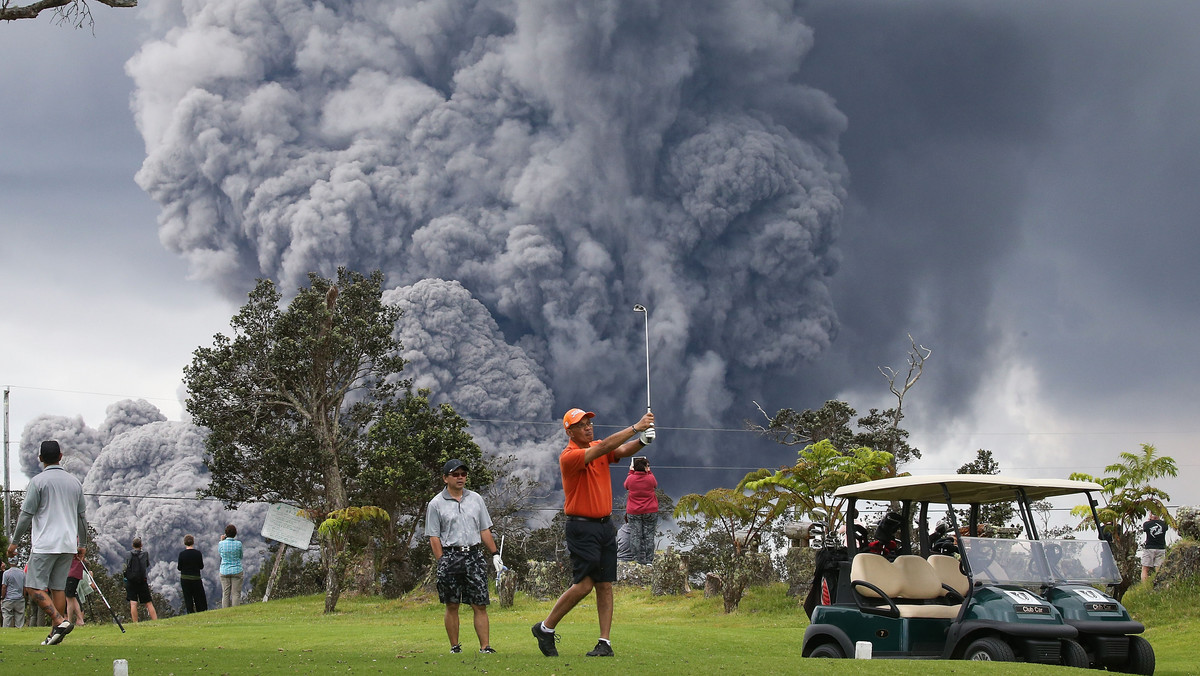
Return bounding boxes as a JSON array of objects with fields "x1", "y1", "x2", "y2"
[{"x1": 801, "y1": 474, "x2": 1153, "y2": 673}]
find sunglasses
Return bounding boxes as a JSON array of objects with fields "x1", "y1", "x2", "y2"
[{"x1": 448, "y1": 471, "x2": 468, "y2": 478}]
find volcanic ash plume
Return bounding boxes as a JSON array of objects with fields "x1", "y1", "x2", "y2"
[
  {"x1": 384, "y1": 278, "x2": 563, "y2": 484},
  {"x1": 130, "y1": 0, "x2": 849, "y2": 463},
  {"x1": 84, "y1": 420, "x2": 268, "y2": 609},
  {"x1": 19, "y1": 414, "x2": 105, "y2": 483}
]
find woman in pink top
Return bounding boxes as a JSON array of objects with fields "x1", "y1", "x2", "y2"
[{"x1": 624, "y1": 457, "x2": 659, "y2": 565}]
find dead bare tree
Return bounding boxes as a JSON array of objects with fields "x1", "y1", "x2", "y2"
[
  {"x1": 1, "y1": 0, "x2": 136, "y2": 28},
  {"x1": 879, "y1": 334, "x2": 932, "y2": 432}
]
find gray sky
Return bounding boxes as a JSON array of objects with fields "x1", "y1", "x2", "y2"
[{"x1": 1, "y1": 1, "x2": 1195, "y2": 519}]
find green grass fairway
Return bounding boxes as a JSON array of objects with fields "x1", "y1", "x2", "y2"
[{"x1": 0, "y1": 582, "x2": 1185, "y2": 675}]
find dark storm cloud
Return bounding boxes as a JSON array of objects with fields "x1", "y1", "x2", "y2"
[
  {"x1": 127, "y1": 0, "x2": 849, "y2": 488},
  {"x1": 786, "y1": 1, "x2": 1200, "y2": 433}
]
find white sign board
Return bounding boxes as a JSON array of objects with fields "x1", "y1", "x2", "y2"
[{"x1": 261, "y1": 503, "x2": 316, "y2": 549}]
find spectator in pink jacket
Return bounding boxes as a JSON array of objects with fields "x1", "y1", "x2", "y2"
[{"x1": 623, "y1": 457, "x2": 659, "y2": 565}]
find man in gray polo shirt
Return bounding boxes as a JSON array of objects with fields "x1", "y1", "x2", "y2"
[
  {"x1": 425, "y1": 459, "x2": 504, "y2": 655},
  {"x1": 1, "y1": 561, "x2": 26, "y2": 627},
  {"x1": 7, "y1": 440, "x2": 88, "y2": 645}
]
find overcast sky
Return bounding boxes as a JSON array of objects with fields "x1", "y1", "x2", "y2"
[{"x1": 1, "y1": 1, "x2": 1196, "y2": 520}]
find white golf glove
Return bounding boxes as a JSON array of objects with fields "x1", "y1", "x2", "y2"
[
  {"x1": 492, "y1": 553, "x2": 504, "y2": 574},
  {"x1": 639, "y1": 428, "x2": 656, "y2": 445}
]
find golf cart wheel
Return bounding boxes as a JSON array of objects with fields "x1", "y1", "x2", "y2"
[
  {"x1": 1116, "y1": 636, "x2": 1155, "y2": 675},
  {"x1": 964, "y1": 637, "x2": 1015, "y2": 662},
  {"x1": 809, "y1": 642, "x2": 846, "y2": 659},
  {"x1": 1061, "y1": 639, "x2": 1090, "y2": 669}
]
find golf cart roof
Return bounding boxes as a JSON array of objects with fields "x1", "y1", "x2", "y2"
[{"x1": 832, "y1": 474, "x2": 1104, "y2": 504}]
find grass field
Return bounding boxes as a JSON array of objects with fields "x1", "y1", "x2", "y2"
[{"x1": 0, "y1": 581, "x2": 1188, "y2": 675}]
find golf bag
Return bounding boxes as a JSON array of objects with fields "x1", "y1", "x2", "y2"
[{"x1": 804, "y1": 545, "x2": 848, "y2": 619}]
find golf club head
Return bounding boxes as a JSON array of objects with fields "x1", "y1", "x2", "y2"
[{"x1": 633, "y1": 304, "x2": 646, "y2": 313}]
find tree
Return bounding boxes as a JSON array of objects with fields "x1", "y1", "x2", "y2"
[
  {"x1": 1, "y1": 0, "x2": 136, "y2": 27},
  {"x1": 749, "y1": 399, "x2": 857, "y2": 450},
  {"x1": 314, "y1": 506, "x2": 390, "y2": 612},
  {"x1": 740, "y1": 439, "x2": 894, "y2": 535},
  {"x1": 184, "y1": 268, "x2": 406, "y2": 612},
  {"x1": 674, "y1": 481, "x2": 793, "y2": 613},
  {"x1": 750, "y1": 336, "x2": 929, "y2": 476},
  {"x1": 356, "y1": 387, "x2": 494, "y2": 598},
  {"x1": 866, "y1": 334, "x2": 930, "y2": 471},
  {"x1": 955, "y1": 449, "x2": 1016, "y2": 535},
  {"x1": 1069, "y1": 443, "x2": 1178, "y2": 599}
]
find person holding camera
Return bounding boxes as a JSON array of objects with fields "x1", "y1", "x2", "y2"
[{"x1": 624, "y1": 457, "x2": 658, "y2": 566}]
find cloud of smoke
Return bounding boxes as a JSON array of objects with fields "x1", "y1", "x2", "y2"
[
  {"x1": 127, "y1": 0, "x2": 849, "y2": 472},
  {"x1": 19, "y1": 414, "x2": 104, "y2": 483}
]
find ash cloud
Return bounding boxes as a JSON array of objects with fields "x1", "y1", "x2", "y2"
[
  {"x1": 127, "y1": 0, "x2": 849, "y2": 482},
  {"x1": 19, "y1": 414, "x2": 104, "y2": 483}
]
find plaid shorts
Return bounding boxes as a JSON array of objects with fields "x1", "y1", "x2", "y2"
[{"x1": 436, "y1": 547, "x2": 490, "y2": 607}]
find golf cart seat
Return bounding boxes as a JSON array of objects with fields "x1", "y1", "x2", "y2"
[
  {"x1": 851, "y1": 553, "x2": 962, "y2": 619},
  {"x1": 928, "y1": 554, "x2": 970, "y2": 597}
]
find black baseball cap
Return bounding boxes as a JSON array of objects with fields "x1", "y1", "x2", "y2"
[{"x1": 442, "y1": 459, "x2": 468, "y2": 475}]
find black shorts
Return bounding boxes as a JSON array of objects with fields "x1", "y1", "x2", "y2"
[
  {"x1": 65, "y1": 576, "x2": 81, "y2": 599},
  {"x1": 435, "y1": 548, "x2": 490, "y2": 607},
  {"x1": 126, "y1": 578, "x2": 152, "y2": 604},
  {"x1": 565, "y1": 519, "x2": 618, "y2": 585}
]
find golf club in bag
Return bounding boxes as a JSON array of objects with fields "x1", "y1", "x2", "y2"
[{"x1": 79, "y1": 560, "x2": 126, "y2": 633}]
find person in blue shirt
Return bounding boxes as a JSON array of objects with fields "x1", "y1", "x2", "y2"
[{"x1": 218, "y1": 524, "x2": 244, "y2": 608}]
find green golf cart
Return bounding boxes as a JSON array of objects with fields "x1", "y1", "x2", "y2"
[{"x1": 801, "y1": 474, "x2": 1153, "y2": 673}]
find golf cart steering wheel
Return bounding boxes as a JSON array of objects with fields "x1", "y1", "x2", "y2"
[{"x1": 970, "y1": 540, "x2": 997, "y2": 568}]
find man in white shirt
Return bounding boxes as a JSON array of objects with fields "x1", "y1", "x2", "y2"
[{"x1": 6, "y1": 440, "x2": 88, "y2": 645}]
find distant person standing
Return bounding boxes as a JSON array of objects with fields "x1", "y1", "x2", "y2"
[
  {"x1": 1, "y1": 561, "x2": 26, "y2": 627},
  {"x1": 531, "y1": 408, "x2": 654, "y2": 658},
  {"x1": 6, "y1": 440, "x2": 88, "y2": 645},
  {"x1": 616, "y1": 516, "x2": 634, "y2": 563},
  {"x1": 64, "y1": 556, "x2": 86, "y2": 626},
  {"x1": 624, "y1": 457, "x2": 659, "y2": 566},
  {"x1": 124, "y1": 538, "x2": 158, "y2": 622},
  {"x1": 425, "y1": 459, "x2": 504, "y2": 655},
  {"x1": 219, "y1": 524, "x2": 244, "y2": 608},
  {"x1": 1141, "y1": 515, "x2": 1169, "y2": 581},
  {"x1": 178, "y1": 535, "x2": 208, "y2": 613}
]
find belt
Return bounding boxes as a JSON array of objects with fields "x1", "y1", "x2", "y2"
[
  {"x1": 445, "y1": 545, "x2": 480, "y2": 552},
  {"x1": 566, "y1": 515, "x2": 611, "y2": 523}
]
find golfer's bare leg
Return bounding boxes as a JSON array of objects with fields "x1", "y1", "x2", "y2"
[
  {"x1": 129, "y1": 601, "x2": 139, "y2": 622},
  {"x1": 147, "y1": 603, "x2": 158, "y2": 621},
  {"x1": 472, "y1": 604, "x2": 489, "y2": 648},
  {"x1": 595, "y1": 581, "x2": 614, "y2": 640},
  {"x1": 444, "y1": 602, "x2": 460, "y2": 646},
  {"x1": 1142, "y1": 565, "x2": 1151, "y2": 582},
  {"x1": 25, "y1": 588, "x2": 66, "y2": 626},
  {"x1": 50, "y1": 589, "x2": 67, "y2": 619},
  {"x1": 544, "y1": 577, "x2": 595, "y2": 629}
]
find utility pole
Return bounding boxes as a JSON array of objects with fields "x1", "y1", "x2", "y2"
[{"x1": 3, "y1": 386, "x2": 10, "y2": 539}]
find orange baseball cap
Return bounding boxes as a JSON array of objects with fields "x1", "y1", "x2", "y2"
[{"x1": 562, "y1": 408, "x2": 595, "y2": 429}]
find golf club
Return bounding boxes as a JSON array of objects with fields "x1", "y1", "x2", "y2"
[
  {"x1": 79, "y1": 560, "x2": 125, "y2": 633},
  {"x1": 633, "y1": 304, "x2": 651, "y2": 416}
]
